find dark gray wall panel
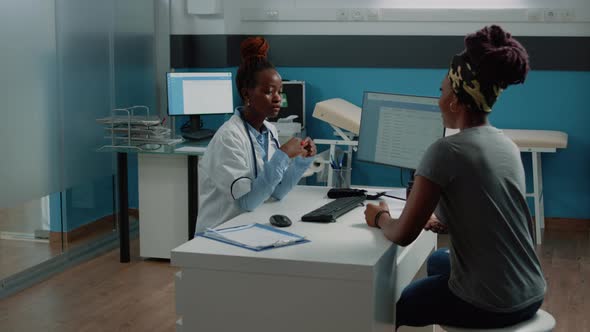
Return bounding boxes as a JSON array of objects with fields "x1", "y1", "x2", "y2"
[
  {"x1": 518, "y1": 37, "x2": 590, "y2": 71},
  {"x1": 171, "y1": 35, "x2": 229, "y2": 68},
  {"x1": 171, "y1": 35, "x2": 590, "y2": 71}
]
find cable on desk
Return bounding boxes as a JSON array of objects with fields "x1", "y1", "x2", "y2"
[
  {"x1": 384, "y1": 194, "x2": 406, "y2": 201},
  {"x1": 366, "y1": 192, "x2": 406, "y2": 201}
]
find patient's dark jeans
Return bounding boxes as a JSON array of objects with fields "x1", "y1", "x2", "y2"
[{"x1": 395, "y1": 248, "x2": 543, "y2": 329}]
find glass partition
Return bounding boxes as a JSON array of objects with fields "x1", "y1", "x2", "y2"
[{"x1": 0, "y1": 0, "x2": 156, "y2": 291}]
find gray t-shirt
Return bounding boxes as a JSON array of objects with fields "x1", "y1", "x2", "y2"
[{"x1": 416, "y1": 125, "x2": 546, "y2": 312}]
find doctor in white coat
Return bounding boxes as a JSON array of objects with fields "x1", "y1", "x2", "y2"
[{"x1": 196, "y1": 37, "x2": 317, "y2": 233}]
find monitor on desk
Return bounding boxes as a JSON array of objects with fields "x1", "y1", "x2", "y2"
[
  {"x1": 357, "y1": 92, "x2": 445, "y2": 171},
  {"x1": 167, "y1": 72, "x2": 233, "y2": 140}
]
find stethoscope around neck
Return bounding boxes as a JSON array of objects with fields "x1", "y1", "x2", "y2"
[
  {"x1": 230, "y1": 107, "x2": 280, "y2": 200},
  {"x1": 238, "y1": 106, "x2": 280, "y2": 178}
]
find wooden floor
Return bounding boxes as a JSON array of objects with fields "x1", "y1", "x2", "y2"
[
  {"x1": 0, "y1": 228, "x2": 588, "y2": 332},
  {"x1": 0, "y1": 239, "x2": 61, "y2": 280},
  {"x1": 538, "y1": 228, "x2": 590, "y2": 332},
  {"x1": 0, "y1": 218, "x2": 136, "y2": 280},
  {"x1": 0, "y1": 227, "x2": 119, "y2": 281},
  {"x1": 0, "y1": 240, "x2": 177, "y2": 332}
]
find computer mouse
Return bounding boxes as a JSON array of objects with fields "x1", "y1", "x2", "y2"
[{"x1": 269, "y1": 214, "x2": 292, "y2": 227}]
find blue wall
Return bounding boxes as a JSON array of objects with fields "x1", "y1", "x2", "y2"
[{"x1": 129, "y1": 66, "x2": 589, "y2": 220}]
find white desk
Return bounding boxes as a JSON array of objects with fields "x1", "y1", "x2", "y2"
[{"x1": 172, "y1": 186, "x2": 437, "y2": 332}]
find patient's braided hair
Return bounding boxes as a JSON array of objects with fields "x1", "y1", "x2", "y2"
[
  {"x1": 236, "y1": 36, "x2": 275, "y2": 100},
  {"x1": 449, "y1": 25, "x2": 530, "y2": 112}
]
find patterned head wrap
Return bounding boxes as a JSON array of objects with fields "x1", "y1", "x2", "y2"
[{"x1": 448, "y1": 54, "x2": 503, "y2": 113}]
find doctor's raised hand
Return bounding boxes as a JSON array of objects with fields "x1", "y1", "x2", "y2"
[
  {"x1": 196, "y1": 36, "x2": 317, "y2": 233},
  {"x1": 301, "y1": 137, "x2": 317, "y2": 158},
  {"x1": 280, "y1": 137, "x2": 306, "y2": 158}
]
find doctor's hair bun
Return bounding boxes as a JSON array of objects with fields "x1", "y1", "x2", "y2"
[
  {"x1": 236, "y1": 36, "x2": 275, "y2": 99},
  {"x1": 240, "y1": 36, "x2": 269, "y2": 61},
  {"x1": 463, "y1": 25, "x2": 530, "y2": 89}
]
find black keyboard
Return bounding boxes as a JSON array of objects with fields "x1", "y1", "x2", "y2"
[{"x1": 301, "y1": 195, "x2": 366, "y2": 223}]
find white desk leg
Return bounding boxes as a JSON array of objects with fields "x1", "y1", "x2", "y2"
[{"x1": 531, "y1": 152, "x2": 543, "y2": 245}]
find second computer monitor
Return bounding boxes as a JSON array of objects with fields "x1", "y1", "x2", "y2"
[
  {"x1": 167, "y1": 72, "x2": 233, "y2": 140},
  {"x1": 357, "y1": 92, "x2": 445, "y2": 170},
  {"x1": 167, "y1": 72, "x2": 233, "y2": 116}
]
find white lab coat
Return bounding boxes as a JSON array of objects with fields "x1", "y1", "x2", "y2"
[{"x1": 196, "y1": 112, "x2": 280, "y2": 233}]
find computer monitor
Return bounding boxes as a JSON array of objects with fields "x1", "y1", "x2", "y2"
[
  {"x1": 167, "y1": 72, "x2": 233, "y2": 140},
  {"x1": 357, "y1": 92, "x2": 445, "y2": 171}
]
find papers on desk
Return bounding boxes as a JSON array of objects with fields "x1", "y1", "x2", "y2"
[{"x1": 200, "y1": 223, "x2": 308, "y2": 251}]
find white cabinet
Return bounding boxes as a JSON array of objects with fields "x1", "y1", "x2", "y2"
[{"x1": 138, "y1": 154, "x2": 189, "y2": 259}]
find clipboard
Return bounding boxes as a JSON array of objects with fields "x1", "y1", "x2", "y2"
[{"x1": 198, "y1": 223, "x2": 309, "y2": 251}]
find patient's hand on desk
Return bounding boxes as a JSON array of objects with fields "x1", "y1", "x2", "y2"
[
  {"x1": 424, "y1": 214, "x2": 448, "y2": 234},
  {"x1": 364, "y1": 201, "x2": 390, "y2": 228}
]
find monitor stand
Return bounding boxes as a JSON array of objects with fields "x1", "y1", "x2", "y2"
[{"x1": 181, "y1": 115, "x2": 215, "y2": 141}]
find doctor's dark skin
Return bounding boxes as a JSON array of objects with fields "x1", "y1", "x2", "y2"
[{"x1": 242, "y1": 68, "x2": 317, "y2": 159}]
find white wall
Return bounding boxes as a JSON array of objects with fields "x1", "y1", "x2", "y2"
[{"x1": 172, "y1": 0, "x2": 590, "y2": 36}]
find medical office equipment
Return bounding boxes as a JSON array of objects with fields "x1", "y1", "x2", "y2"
[
  {"x1": 331, "y1": 167, "x2": 351, "y2": 188},
  {"x1": 167, "y1": 72, "x2": 233, "y2": 140},
  {"x1": 312, "y1": 98, "x2": 361, "y2": 186},
  {"x1": 200, "y1": 223, "x2": 307, "y2": 251},
  {"x1": 269, "y1": 214, "x2": 292, "y2": 227},
  {"x1": 97, "y1": 105, "x2": 180, "y2": 150},
  {"x1": 275, "y1": 115, "x2": 301, "y2": 144},
  {"x1": 356, "y1": 92, "x2": 445, "y2": 191},
  {"x1": 301, "y1": 195, "x2": 366, "y2": 223},
  {"x1": 275, "y1": 81, "x2": 306, "y2": 126}
]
